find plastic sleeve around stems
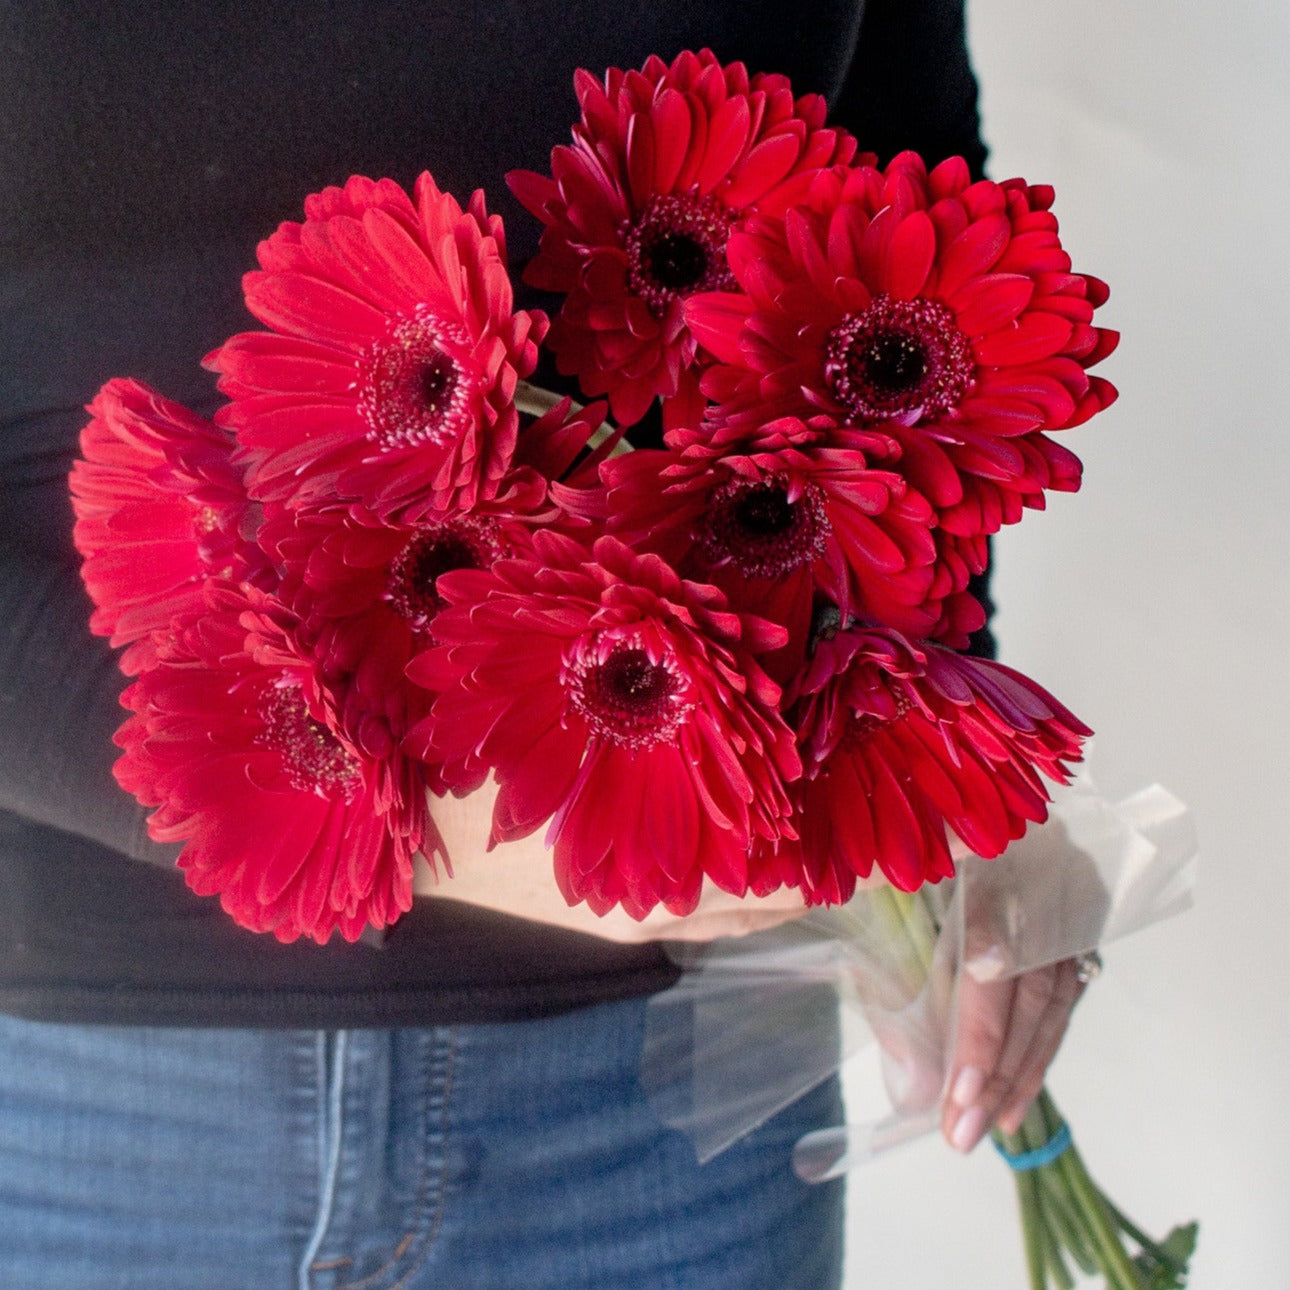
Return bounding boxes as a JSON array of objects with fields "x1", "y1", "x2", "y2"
[{"x1": 639, "y1": 756, "x2": 1198, "y2": 1174}]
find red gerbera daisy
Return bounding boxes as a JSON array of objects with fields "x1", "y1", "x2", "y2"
[
  {"x1": 113, "y1": 582, "x2": 434, "y2": 943},
  {"x1": 687, "y1": 153, "x2": 1118, "y2": 539},
  {"x1": 207, "y1": 173, "x2": 546, "y2": 519},
  {"x1": 508, "y1": 48, "x2": 858, "y2": 427},
  {"x1": 774, "y1": 623, "x2": 1090, "y2": 901},
  {"x1": 70, "y1": 378, "x2": 267, "y2": 674},
  {"x1": 595, "y1": 417, "x2": 962, "y2": 675},
  {"x1": 257, "y1": 395, "x2": 612, "y2": 759},
  {"x1": 258, "y1": 465, "x2": 558, "y2": 751},
  {"x1": 509, "y1": 394, "x2": 619, "y2": 493},
  {"x1": 404, "y1": 532, "x2": 801, "y2": 919}
]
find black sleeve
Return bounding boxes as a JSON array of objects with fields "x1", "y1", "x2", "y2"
[
  {"x1": 0, "y1": 544, "x2": 180, "y2": 867},
  {"x1": 832, "y1": 0, "x2": 997, "y2": 659},
  {"x1": 833, "y1": 0, "x2": 990, "y2": 181}
]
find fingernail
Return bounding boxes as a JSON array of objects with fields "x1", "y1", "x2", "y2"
[
  {"x1": 951, "y1": 1105, "x2": 988, "y2": 1154},
  {"x1": 949, "y1": 1065, "x2": 986, "y2": 1108}
]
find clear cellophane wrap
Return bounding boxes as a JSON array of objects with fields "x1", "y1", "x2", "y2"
[{"x1": 641, "y1": 759, "x2": 1198, "y2": 1180}]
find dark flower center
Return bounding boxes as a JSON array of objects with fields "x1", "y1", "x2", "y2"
[
  {"x1": 646, "y1": 235, "x2": 709, "y2": 291},
  {"x1": 385, "y1": 517, "x2": 506, "y2": 629},
  {"x1": 864, "y1": 333, "x2": 927, "y2": 393},
  {"x1": 624, "y1": 193, "x2": 737, "y2": 316},
  {"x1": 257, "y1": 680, "x2": 361, "y2": 800},
  {"x1": 418, "y1": 353, "x2": 458, "y2": 413},
  {"x1": 696, "y1": 476, "x2": 831, "y2": 580},
  {"x1": 565, "y1": 636, "x2": 695, "y2": 751},
  {"x1": 824, "y1": 294, "x2": 974, "y2": 421},
  {"x1": 357, "y1": 307, "x2": 478, "y2": 451}
]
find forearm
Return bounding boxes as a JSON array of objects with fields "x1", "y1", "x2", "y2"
[{"x1": 0, "y1": 544, "x2": 179, "y2": 868}]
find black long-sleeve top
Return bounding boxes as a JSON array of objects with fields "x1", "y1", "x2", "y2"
[{"x1": 0, "y1": 0, "x2": 992, "y2": 1025}]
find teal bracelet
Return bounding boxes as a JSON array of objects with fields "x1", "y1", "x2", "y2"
[{"x1": 993, "y1": 1122, "x2": 1073, "y2": 1172}]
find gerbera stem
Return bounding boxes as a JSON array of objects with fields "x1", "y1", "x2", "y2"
[
  {"x1": 514, "y1": 378, "x2": 633, "y2": 456},
  {"x1": 514, "y1": 378, "x2": 577, "y2": 419},
  {"x1": 1015, "y1": 1167, "x2": 1050, "y2": 1290},
  {"x1": 886, "y1": 886, "x2": 937, "y2": 977},
  {"x1": 1034, "y1": 1161, "x2": 1097, "y2": 1274},
  {"x1": 1100, "y1": 1198, "x2": 1186, "y2": 1275},
  {"x1": 1037, "y1": 1194, "x2": 1077, "y2": 1290},
  {"x1": 1040, "y1": 1098, "x2": 1147, "y2": 1289},
  {"x1": 1030, "y1": 1098, "x2": 1097, "y2": 1275},
  {"x1": 865, "y1": 886, "x2": 940, "y2": 1010}
]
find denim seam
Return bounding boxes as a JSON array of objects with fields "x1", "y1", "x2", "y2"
[
  {"x1": 299, "y1": 1031, "x2": 349, "y2": 1290},
  {"x1": 330, "y1": 1026, "x2": 457, "y2": 1290},
  {"x1": 384, "y1": 1026, "x2": 457, "y2": 1290}
]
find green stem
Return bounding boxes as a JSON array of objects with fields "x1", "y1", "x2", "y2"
[
  {"x1": 1034, "y1": 1167, "x2": 1098, "y2": 1275},
  {"x1": 1030, "y1": 1095, "x2": 1097, "y2": 1275},
  {"x1": 997, "y1": 1102, "x2": 1058, "y2": 1289},
  {"x1": 907, "y1": 888, "x2": 942, "y2": 973},
  {"x1": 1015, "y1": 1168, "x2": 1049, "y2": 1290},
  {"x1": 1101, "y1": 1197, "x2": 1187, "y2": 1275},
  {"x1": 513, "y1": 379, "x2": 630, "y2": 456},
  {"x1": 1052, "y1": 1141, "x2": 1145, "y2": 1288},
  {"x1": 1039, "y1": 1098, "x2": 1139, "y2": 1287},
  {"x1": 884, "y1": 887, "x2": 935, "y2": 977},
  {"x1": 1037, "y1": 1203, "x2": 1076, "y2": 1290},
  {"x1": 868, "y1": 886, "x2": 936, "y2": 990},
  {"x1": 514, "y1": 379, "x2": 579, "y2": 418}
]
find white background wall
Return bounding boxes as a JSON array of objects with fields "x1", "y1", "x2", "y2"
[{"x1": 842, "y1": 2, "x2": 1289, "y2": 1284}]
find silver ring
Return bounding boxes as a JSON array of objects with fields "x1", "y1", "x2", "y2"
[{"x1": 1074, "y1": 950, "x2": 1103, "y2": 985}]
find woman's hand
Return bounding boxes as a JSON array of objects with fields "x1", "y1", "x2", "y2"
[
  {"x1": 940, "y1": 956, "x2": 1088, "y2": 1152},
  {"x1": 414, "y1": 779, "x2": 819, "y2": 943},
  {"x1": 421, "y1": 782, "x2": 1087, "y2": 1132}
]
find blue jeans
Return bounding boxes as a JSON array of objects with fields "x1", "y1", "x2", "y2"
[{"x1": 0, "y1": 999, "x2": 844, "y2": 1289}]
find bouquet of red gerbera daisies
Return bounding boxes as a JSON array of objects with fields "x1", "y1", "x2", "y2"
[
  {"x1": 72, "y1": 47, "x2": 1193, "y2": 1287},
  {"x1": 74, "y1": 49, "x2": 1113, "y2": 939}
]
